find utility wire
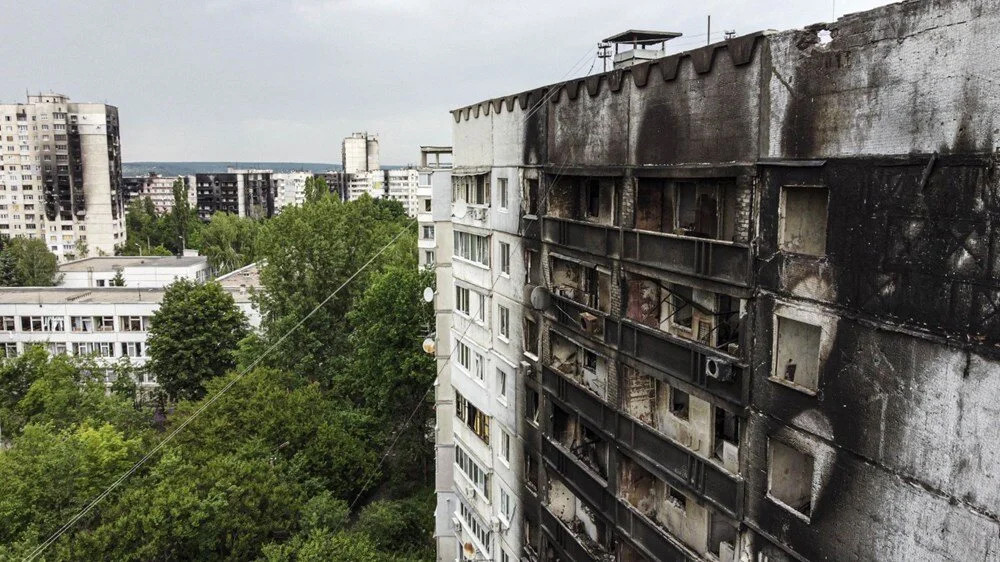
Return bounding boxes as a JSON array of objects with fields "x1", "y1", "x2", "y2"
[{"x1": 23, "y1": 222, "x2": 414, "y2": 562}]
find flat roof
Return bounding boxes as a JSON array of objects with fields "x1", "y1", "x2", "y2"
[
  {"x1": 0, "y1": 286, "x2": 252, "y2": 305},
  {"x1": 59, "y1": 256, "x2": 207, "y2": 272},
  {"x1": 603, "y1": 29, "x2": 682, "y2": 44}
]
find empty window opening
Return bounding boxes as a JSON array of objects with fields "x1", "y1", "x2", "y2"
[
  {"x1": 669, "y1": 284, "x2": 694, "y2": 330},
  {"x1": 669, "y1": 386, "x2": 689, "y2": 420},
  {"x1": 768, "y1": 439, "x2": 814, "y2": 518},
  {"x1": 523, "y1": 316, "x2": 539, "y2": 356},
  {"x1": 708, "y1": 513, "x2": 739, "y2": 558},
  {"x1": 550, "y1": 256, "x2": 610, "y2": 313},
  {"x1": 525, "y1": 178, "x2": 539, "y2": 216},
  {"x1": 714, "y1": 406, "x2": 740, "y2": 473},
  {"x1": 780, "y1": 185, "x2": 828, "y2": 256},
  {"x1": 547, "y1": 175, "x2": 616, "y2": 225},
  {"x1": 667, "y1": 485, "x2": 687, "y2": 511},
  {"x1": 526, "y1": 387, "x2": 540, "y2": 425},
  {"x1": 635, "y1": 178, "x2": 738, "y2": 241},
  {"x1": 773, "y1": 315, "x2": 822, "y2": 393}
]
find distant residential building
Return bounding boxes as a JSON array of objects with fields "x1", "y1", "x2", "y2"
[
  {"x1": 58, "y1": 256, "x2": 213, "y2": 288},
  {"x1": 0, "y1": 263, "x2": 261, "y2": 387},
  {"x1": 195, "y1": 169, "x2": 275, "y2": 220},
  {"x1": 342, "y1": 132, "x2": 379, "y2": 173},
  {"x1": 345, "y1": 169, "x2": 386, "y2": 202},
  {"x1": 417, "y1": 146, "x2": 451, "y2": 270},
  {"x1": 272, "y1": 171, "x2": 313, "y2": 211},
  {"x1": 0, "y1": 93, "x2": 126, "y2": 259},
  {"x1": 386, "y1": 168, "x2": 419, "y2": 216},
  {"x1": 122, "y1": 174, "x2": 197, "y2": 215}
]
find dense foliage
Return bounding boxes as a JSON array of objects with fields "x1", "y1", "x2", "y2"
[
  {"x1": 147, "y1": 280, "x2": 249, "y2": 400},
  {"x1": 0, "y1": 236, "x2": 61, "y2": 286},
  {"x1": 0, "y1": 195, "x2": 433, "y2": 561}
]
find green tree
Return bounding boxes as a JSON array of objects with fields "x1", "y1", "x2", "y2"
[
  {"x1": 354, "y1": 491, "x2": 435, "y2": 557},
  {"x1": 74, "y1": 238, "x2": 89, "y2": 259},
  {"x1": 199, "y1": 212, "x2": 261, "y2": 274},
  {"x1": 110, "y1": 268, "x2": 126, "y2": 286},
  {"x1": 147, "y1": 280, "x2": 248, "y2": 400},
  {"x1": 303, "y1": 176, "x2": 330, "y2": 204},
  {"x1": 254, "y1": 195, "x2": 414, "y2": 383},
  {"x1": 2, "y1": 237, "x2": 61, "y2": 286}
]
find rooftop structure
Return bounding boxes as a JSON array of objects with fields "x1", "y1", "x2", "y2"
[{"x1": 58, "y1": 255, "x2": 212, "y2": 288}]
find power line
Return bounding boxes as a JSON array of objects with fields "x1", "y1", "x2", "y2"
[{"x1": 23, "y1": 223, "x2": 414, "y2": 562}]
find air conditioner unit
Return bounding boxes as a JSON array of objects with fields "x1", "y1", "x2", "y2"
[
  {"x1": 451, "y1": 516, "x2": 462, "y2": 531},
  {"x1": 705, "y1": 356, "x2": 734, "y2": 381},
  {"x1": 465, "y1": 485, "x2": 477, "y2": 499},
  {"x1": 579, "y1": 312, "x2": 599, "y2": 334}
]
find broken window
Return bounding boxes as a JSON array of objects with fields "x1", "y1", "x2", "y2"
[
  {"x1": 635, "y1": 178, "x2": 738, "y2": 241},
  {"x1": 550, "y1": 256, "x2": 610, "y2": 313},
  {"x1": 780, "y1": 185, "x2": 828, "y2": 256},
  {"x1": 525, "y1": 448, "x2": 539, "y2": 492},
  {"x1": 526, "y1": 387, "x2": 540, "y2": 426},
  {"x1": 714, "y1": 406, "x2": 740, "y2": 473},
  {"x1": 523, "y1": 316, "x2": 539, "y2": 356},
  {"x1": 525, "y1": 178, "x2": 539, "y2": 216},
  {"x1": 585, "y1": 178, "x2": 600, "y2": 217},
  {"x1": 768, "y1": 439, "x2": 814, "y2": 518},
  {"x1": 773, "y1": 315, "x2": 822, "y2": 393},
  {"x1": 669, "y1": 386, "x2": 689, "y2": 420},
  {"x1": 669, "y1": 284, "x2": 693, "y2": 330},
  {"x1": 667, "y1": 485, "x2": 687, "y2": 511},
  {"x1": 583, "y1": 350, "x2": 597, "y2": 372},
  {"x1": 708, "y1": 513, "x2": 739, "y2": 558}
]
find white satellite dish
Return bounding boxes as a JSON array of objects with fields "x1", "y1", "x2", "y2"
[{"x1": 423, "y1": 287, "x2": 435, "y2": 302}]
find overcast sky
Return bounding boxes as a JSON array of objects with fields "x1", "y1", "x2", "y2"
[{"x1": 2, "y1": 0, "x2": 891, "y2": 164}]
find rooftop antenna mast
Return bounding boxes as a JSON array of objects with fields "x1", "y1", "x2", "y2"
[{"x1": 597, "y1": 42, "x2": 612, "y2": 73}]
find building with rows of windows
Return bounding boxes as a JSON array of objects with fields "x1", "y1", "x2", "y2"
[
  {"x1": 434, "y1": 1, "x2": 1000, "y2": 561},
  {"x1": 0, "y1": 269, "x2": 258, "y2": 387},
  {"x1": 0, "y1": 93, "x2": 126, "y2": 259}
]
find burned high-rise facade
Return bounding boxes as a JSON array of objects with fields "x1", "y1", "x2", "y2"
[
  {"x1": 435, "y1": 0, "x2": 1000, "y2": 560},
  {"x1": 0, "y1": 93, "x2": 126, "y2": 259}
]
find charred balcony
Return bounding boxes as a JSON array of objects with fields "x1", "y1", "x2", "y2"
[
  {"x1": 542, "y1": 366, "x2": 743, "y2": 517},
  {"x1": 626, "y1": 177, "x2": 751, "y2": 287}
]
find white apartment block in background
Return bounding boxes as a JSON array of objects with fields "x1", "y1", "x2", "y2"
[
  {"x1": 58, "y1": 256, "x2": 213, "y2": 288},
  {"x1": 386, "y1": 168, "x2": 419, "y2": 216},
  {"x1": 417, "y1": 147, "x2": 451, "y2": 271},
  {"x1": 271, "y1": 171, "x2": 313, "y2": 212},
  {"x1": 345, "y1": 169, "x2": 386, "y2": 202},
  {"x1": 342, "y1": 131, "x2": 379, "y2": 174},
  {"x1": 0, "y1": 93, "x2": 126, "y2": 259}
]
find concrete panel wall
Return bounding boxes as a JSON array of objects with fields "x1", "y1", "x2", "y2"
[{"x1": 766, "y1": 0, "x2": 1000, "y2": 158}]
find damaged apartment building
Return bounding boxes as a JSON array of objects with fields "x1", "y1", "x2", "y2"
[{"x1": 434, "y1": 0, "x2": 1000, "y2": 561}]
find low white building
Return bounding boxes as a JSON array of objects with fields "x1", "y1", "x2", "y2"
[
  {"x1": 0, "y1": 284, "x2": 256, "y2": 386},
  {"x1": 58, "y1": 256, "x2": 213, "y2": 288}
]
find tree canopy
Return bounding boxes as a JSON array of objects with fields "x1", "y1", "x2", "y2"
[
  {"x1": 0, "y1": 194, "x2": 436, "y2": 561},
  {"x1": 147, "y1": 280, "x2": 248, "y2": 400},
  {"x1": 0, "y1": 237, "x2": 61, "y2": 286}
]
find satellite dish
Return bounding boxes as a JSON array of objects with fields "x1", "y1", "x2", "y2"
[
  {"x1": 422, "y1": 338, "x2": 436, "y2": 355},
  {"x1": 529, "y1": 285, "x2": 551, "y2": 311},
  {"x1": 463, "y1": 542, "x2": 476, "y2": 557},
  {"x1": 423, "y1": 287, "x2": 435, "y2": 303}
]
